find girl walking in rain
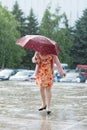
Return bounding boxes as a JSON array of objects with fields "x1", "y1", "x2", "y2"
[
  {"x1": 32, "y1": 51, "x2": 66, "y2": 115},
  {"x1": 16, "y1": 34, "x2": 66, "y2": 114}
]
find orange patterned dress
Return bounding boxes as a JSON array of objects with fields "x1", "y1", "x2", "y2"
[{"x1": 36, "y1": 54, "x2": 54, "y2": 88}]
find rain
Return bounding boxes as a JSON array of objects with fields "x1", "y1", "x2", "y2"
[{"x1": 0, "y1": 0, "x2": 87, "y2": 129}]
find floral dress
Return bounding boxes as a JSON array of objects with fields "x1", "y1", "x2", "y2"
[{"x1": 36, "y1": 54, "x2": 53, "y2": 88}]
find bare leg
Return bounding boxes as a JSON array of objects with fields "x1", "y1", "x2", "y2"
[
  {"x1": 40, "y1": 87, "x2": 46, "y2": 107},
  {"x1": 45, "y1": 87, "x2": 52, "y2": 111}
]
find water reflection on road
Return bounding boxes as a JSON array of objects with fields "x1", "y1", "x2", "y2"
[{"x1": 0, "y1": 81, "x2": 87, "y2": 130}]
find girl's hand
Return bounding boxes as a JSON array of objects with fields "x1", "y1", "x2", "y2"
[
  {"x1": 63, "y1": 72, "x2": 66, "y2": 77},
  {"x1": 32, "y1": 56, "x2": 36, "y2": 63},
  {"x1": 35, "y1": 57, "x2": 40, "y2": 64},
  {"x1": 32, "y1": 52, "x2": 40, "y2": 64},
  {"x1": 61, "y1": 72, "x2": 66, "y2": 77}
]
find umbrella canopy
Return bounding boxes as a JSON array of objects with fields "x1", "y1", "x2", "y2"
[{"x1": 16, "y1": 35, "x2": 61, "y2": 55}]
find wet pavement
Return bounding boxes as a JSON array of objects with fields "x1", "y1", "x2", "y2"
[{"x1": 0, "y1": 81, "x2": 87, "y2": 130}]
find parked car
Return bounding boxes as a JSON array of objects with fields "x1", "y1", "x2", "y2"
[
  {"x1": 0, "y1": 69, "x2": 18, "y2": 80},
  {"x1": 60, "y1": 72, "x2": 86, "y2": 83},
  {"x1": 54, "y1": 63, "x2": 70, "y2": 73},
  {"x1": 29, "y1": 73, "x2": 36, "y2": 82},
  {"x1": 76, "y1": 64, "x2": 87, "y2": 79},
  {"x1": 54, "y1": 70, "x2": 62, "y2": 82},
  {"x1": 9, "y1": 70, "x2": 34, "y2": 81}
]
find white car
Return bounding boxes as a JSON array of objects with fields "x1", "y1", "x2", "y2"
[
  {"x1": 0, "y1": 69, "x2": 17, "y2": 80},
  {"x1": 60, "y1": 72, "x2": 86, "y2": 83},
  {"x1": 9, "y1": 70, "x2": 34, "y2": 81},
  {"x1": 54, "y1": 63, "x2": 69, "y2": 72},
  {"x1": 29, "y1": 73, "x2": 36, "y2": 82}
]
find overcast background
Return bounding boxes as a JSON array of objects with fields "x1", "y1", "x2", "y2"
[{"x1": 0, "y1": 0, "x2": 87, "y2": 25}]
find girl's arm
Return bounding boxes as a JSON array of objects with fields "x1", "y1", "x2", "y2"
[
  {"x1": 34, "y1": 64, "x2": 39, "y2": 76},
  {"x1": 32, "y1": 52, "x2": 40, "y2": 76},
  {"x1": 32, "y1": 52, "x2": 37, "y2": 63},
  {"x1": 53, "y1": 55, "x2": 66, "y2": 76},
  {"x1": 32, "y1": 52, "x2": 40, "y2": 64}
]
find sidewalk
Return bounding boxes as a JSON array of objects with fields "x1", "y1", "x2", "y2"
[{"x1": 0, "y1": 81, "x2": 87, "y2": 130}]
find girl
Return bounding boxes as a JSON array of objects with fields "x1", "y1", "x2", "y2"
[{"x1": 32, "y1": 51, "x2": 66, "y2": 115}]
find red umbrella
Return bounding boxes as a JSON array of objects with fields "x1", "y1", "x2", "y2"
[{"x1": 16, "y1": 35, "x2": 61, "y2": 55}]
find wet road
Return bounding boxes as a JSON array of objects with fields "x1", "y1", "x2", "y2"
[{"x1": 0, "y1": 81, "x2": 87, "y2": 130}]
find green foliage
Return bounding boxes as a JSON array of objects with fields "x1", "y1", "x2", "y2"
[
  {"x1": 11, "y1": 3, "x2": 39, "y2": 69},
  {"x1": 40, "y1": 6, "x2": 63, "y2": 38},
  {"x1": 11, "y1": 1, "x2": 26, "y2": 36},
  {"x1": 0, "y1": 4, "x2": 25, "y2": 68},
  {"x1": 21, "y1": 49, "x2": 35, "y2": 69},
  {"x1": 71, "y1": 9, "x2": 87, "y2": 66},
  {"x1": 40, "y1": 6, "x2": 73, "y2": 67},
  {"x1": 21, "y1": 8, "x2": 40, "y2": 69},
  {"x1": 0, "y1": 2, "x2": 76, "y2": 69},
  {"x1": 56, "y1": 28, "x2": 74, "y2": 66},
  {"x1": 26, "y1": 8, "x2": 39, "y2": 35}
]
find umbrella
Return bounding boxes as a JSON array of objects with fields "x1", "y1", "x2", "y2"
[{"x1": 16, "y1": 35, "x2": 61, "y2": 55}]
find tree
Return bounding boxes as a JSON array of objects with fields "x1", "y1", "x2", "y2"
[
  {"x1": 40, "y1": 6, "x2": 73, "y2": 66},
  {"x1": 39, "y1": 6, "x2": 63, "y2": 38},
  {"x1": 56, "y1": 13, "x2": 74, "y2": 66},
  {"x1": 11, "y1": 1, "x2": 26, "y2": 36},
  {"x1": 22, "y1": 8, "x2": 40, "y2": 69},
  {"x1": 26, "y1": 8, "x2": 39, "y2": 34},
  {"x1": 71, "y1": 9, "x2": 87, "y2": 66},
  {"x1": 0, "y1": 3, "x2": 25, "y2": 68}
]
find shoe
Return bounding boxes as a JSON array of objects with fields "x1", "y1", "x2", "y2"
[
  {"x1": 47, "y1": 111, "x2": 51, "y2": 115},
  {"x1": 38, "y1": 106, "x2": 46, "y2": 111}
]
